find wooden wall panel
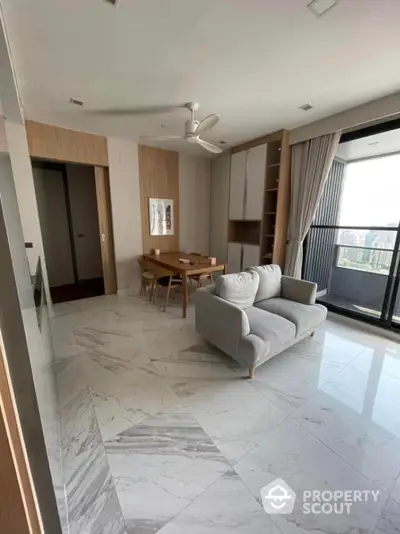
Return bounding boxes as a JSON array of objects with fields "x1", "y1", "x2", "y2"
[
  {"x1": 138, "y1": 145, "x2": 179, "y2": 253},
  {"x1": 25, "y1": 121, "x2": 108, "y2": 166},
  {"x1": 94, "y1": 166, "x2": 117, "y2": 294}
]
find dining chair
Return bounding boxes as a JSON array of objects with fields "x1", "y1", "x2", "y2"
[
  {"x1": 189, "y1": 252, "x2": 214, "y2": 288},
  {"x1": 137, "y1": 257, "x2": 156, "y2": 297},
  {"x1": 148, "y1": 264, "x2": 183, "y2": 311}
]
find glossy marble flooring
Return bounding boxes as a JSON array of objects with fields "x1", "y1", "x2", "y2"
[{"x1": 52, "y1": 292, "x2": 400, "y2": 534}]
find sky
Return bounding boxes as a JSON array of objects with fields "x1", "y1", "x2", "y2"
[{"x1": 338, "y1": 154, "x2": 400, "y2": 228}]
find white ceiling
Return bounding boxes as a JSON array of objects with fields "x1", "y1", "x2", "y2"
[
  {"x1": 337, "y1": 127, "x2": 400, "y2": 161},
  {"x1": 2, "y1": 0, "x2": 400, "y2": 155}
]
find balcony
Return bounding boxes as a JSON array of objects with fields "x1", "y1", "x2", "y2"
[{"x1": 304, "y1": 234, "x2": 400, "y2": 325}]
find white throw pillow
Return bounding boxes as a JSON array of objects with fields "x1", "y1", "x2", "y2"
[
  {"x1": 214, "y1": 271, "x2": 259, "y2": 309},
  {"x1": 247, "y1": 265, "x2": 282, "y2": 302}
]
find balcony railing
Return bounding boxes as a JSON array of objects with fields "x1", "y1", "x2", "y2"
[
  {"x1": 335, "y1": 245, "x2": 394, "y2": 276},
  {"x1": 303, "y1": 225, "x2": 400, "y2": 324}
]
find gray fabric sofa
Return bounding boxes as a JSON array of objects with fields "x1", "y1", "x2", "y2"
[{"x1": 193, "y1": 265, "x2": 327, "y2": 378}]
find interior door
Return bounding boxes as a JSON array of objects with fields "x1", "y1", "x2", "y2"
[
  {"x1": 245, "y1": 144, "x2": 267, "y2": 220},
  {"x1": 94, "y1": 166, "x2": 117, "y2": 294},
  {"x1": 229, "y1": 151, "x2": 246, "y2": 220}
]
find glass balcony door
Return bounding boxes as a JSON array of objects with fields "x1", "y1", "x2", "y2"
[{"x1": 303, "y1": 152, "x2": 400, "y2": 331}]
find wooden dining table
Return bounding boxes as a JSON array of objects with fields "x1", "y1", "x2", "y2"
[{"x1": 143, "y1": 251, "x2": 227, "y2": 318}]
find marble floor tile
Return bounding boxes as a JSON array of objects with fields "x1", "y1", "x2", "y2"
[
  {"x1": 52, "y1": 294, "x2": 400, "y2": 534},
  {"x1": 234, "y1": 419, "x2": 386, "y2": 534},
  {"x1": 249, "y1": 334, "x2": 361, "y2": 414},
  {"x1": 104, "y1": 411, "x2": 231, "y2": 533},
  {"x1": 157, "y1": 470, "x2": 279, "y2": 534},
  {"x1": 184, "y1": 379, "x2": 287, "y2": 463},
  {"x1": 84, "y1": 359, "x2": 180, "y2": 441},
  {"x1": 374, "y1": 498, "x2": 400, "y2": 534},
  {"x1": 390, "y1": 476, "x2": 400, "y2": 505},
  {"x1": 150, "y1": 342, "x2": 244, "y2": 401},
  {"x1": 293, "y1": 351, "x2": 400, "y2": 491}
]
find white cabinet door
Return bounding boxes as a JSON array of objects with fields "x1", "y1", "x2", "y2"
[
  {"x1": 245, "y1": 144, "x2": 267, "y2": 220},
  {"x1": 242, "y1": 244, "x2": 260, "y2": 271},
  {"x1": 227, "y1": 242, "x2": 242, "y2": 273},
  {"x1": 229, "y1": 151, "x2": 246, "y2": 220}
]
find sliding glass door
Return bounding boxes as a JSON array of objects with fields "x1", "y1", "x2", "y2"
[{"x1": 303, "y1": 154, "x2": 400, "y2": 330}]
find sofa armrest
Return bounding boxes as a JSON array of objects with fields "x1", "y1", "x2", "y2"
[
  {"x1": 281, "y1": 276, "x2": 317, "y2": 305},
  {"x1": 193, "y1": 286, "x2": 250, "y2": 357}
]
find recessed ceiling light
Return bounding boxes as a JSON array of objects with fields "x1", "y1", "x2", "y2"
[
  {"x1": 69, "y1": 97, "x2": 84, "y2": 106},
  {"x1": 307, "y1": 0, "x2": 338, "y2": 17},
  {"x1": 299, "y1": 103, "x2": 313, "y2": 111}
]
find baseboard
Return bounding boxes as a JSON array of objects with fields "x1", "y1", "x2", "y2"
[{"x1": 327, "y1": 311, "x2": 400, "y2": 343}]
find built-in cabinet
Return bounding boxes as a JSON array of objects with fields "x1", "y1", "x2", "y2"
[
  {"x1": 242, "y1": 244, "x2": 261, "y2": 271},
  {"x1": 228, "y1": 151, "x2": 246, "y2": 220},
  {"x1": 227, "y1": 242, "x2": 242, "y2": 274},
  {"x1": 227, "y1": 130, "x2": 291, "y2": 273},
  {"x1": 245, "y1": 144, "x2": 267, "y2": 220}
]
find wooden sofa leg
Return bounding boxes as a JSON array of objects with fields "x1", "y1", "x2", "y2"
[{"x1": 249, "y1": 366, "x2": 255, "y2": 380}]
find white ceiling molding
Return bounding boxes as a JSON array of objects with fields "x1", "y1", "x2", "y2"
[{"x1": 289, "y1": 91, "x2": 400, "y2": 145}]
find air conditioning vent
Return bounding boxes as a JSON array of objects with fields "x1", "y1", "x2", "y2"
[
  {"x1": 299, "y1": 103, "x2": 313, "y2": 111},
  {"x1": 103, "y1": 0, "x2": 118, "y2": 5},
  {"x1": 69, "y1": 98, "x2": 84, "y2": 106}
]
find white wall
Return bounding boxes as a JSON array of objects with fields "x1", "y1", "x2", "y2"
[
  {"x1": 66, "y1": 164, "x2": 103, "y2": 281},
  {"x1": 107, "y1": 137, "x2": 142, "y2": 293},
  {"x1": 179, "y1": 154, "x2": 211, "y2": 255},
  {"x1": 209, "y1": 154, "x2": 230, "y2": 263}
]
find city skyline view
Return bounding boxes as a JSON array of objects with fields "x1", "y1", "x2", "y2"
[{"x1": 335, "y1": 153, "x2": 400, "y2": 274}]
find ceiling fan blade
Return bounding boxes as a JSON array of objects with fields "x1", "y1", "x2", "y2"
[
  {"x1": 195, "y1": 113, "x2": 220, "y2": 134},
  {"x1": 88, "y1": 105, "x2": 184, "y2": 116},
  {"x1": 195, "y1": 138, "x2": 223, "y2": 154},
  {"x1": 140, "y1": 135, "x2": 182, "y2": 141}
]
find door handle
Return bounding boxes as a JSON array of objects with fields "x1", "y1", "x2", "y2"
[{"x1": 102, "y1": 233, "x2": 106, "y2": 243}]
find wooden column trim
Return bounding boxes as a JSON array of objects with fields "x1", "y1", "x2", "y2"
[
  {"x1": 0, "y1": 343, "x2": 43, "y2": 534},
  {"x1": 94, "y1": 166, "x2": 117, "y2": 294}
]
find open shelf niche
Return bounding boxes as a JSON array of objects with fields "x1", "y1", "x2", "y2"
[
  {"x1": 228, "y1": 220, "x2": 261, "y2": 246},
  {"x1": 260, "y1": 135, "x2": 291, "y2": 267}
]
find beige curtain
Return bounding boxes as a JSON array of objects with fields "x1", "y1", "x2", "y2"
[{"x1": 285, "y1": 131, "x2": 341, "y2": 278}]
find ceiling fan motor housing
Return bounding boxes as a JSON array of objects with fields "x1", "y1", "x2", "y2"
[{"x1": 185, "y1": 119, "x2": 199, "y2": 136}]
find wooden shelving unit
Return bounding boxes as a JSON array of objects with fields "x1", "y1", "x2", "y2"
[{"x1": 260, "y1": 132, "x2": 291, "y2": 268}]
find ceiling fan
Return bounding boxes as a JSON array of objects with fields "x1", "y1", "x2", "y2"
[{"x1": 140, "y1": 102, "x2": 222, "y2": 154}]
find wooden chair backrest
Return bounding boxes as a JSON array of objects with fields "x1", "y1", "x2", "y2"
[
  {"x1": 138, "y1": 257, "x2": 174, "y2": 278},
  {"x1": 137, "y1": 257, "x2": 153, "y2": 273}
]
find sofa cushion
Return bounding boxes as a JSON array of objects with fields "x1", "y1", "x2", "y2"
[
  {"x1": 247, "y1": 265, "x2": 282, "y2": 303},
  {"x1": 214, "y1": 271, "x2": 259, "y2": 309},
  {"x1": 254, "y1": 298, "x2": 327, "y2": 336},
  {"x1": 245, "y1": 307, "x2": 296, "y2": 356}
]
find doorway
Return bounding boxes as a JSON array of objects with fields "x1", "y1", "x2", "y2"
[{"x1": 32, "y1": 160, "x2": 113, "y2": 303}]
